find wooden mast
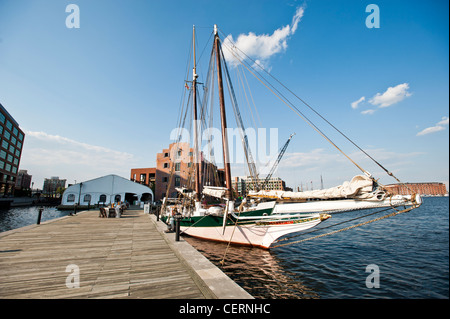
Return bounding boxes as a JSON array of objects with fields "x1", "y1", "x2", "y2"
[
  {"x1": 214, "y1": 25, "x2": 232, "y2": 199},
  {"x1": 192, "y1": 25, "x2": 201, "y2": 200}
]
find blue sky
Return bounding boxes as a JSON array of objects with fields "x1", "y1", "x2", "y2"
[{"x1": 0, "y1": 0, "x2": 448, "y2": 190}]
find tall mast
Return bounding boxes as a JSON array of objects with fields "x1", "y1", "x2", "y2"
[
  {"x1": 192, "y1": 25, "x2": 201, "y2": 200},
  {"x1": 214, "y1": 25, "x2": 232, "y2": 199}
]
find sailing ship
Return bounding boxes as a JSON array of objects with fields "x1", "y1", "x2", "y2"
[{"x1": 160, "y1": 25, "x2": 421, "y2": 249}]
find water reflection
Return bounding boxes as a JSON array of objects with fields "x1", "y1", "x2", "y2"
[
  {"x1": 0, "y1": 206, "x2": 69, "y2": 233},
  {"x1": 184, "y1": 236, "x2": 318, "y2": 299}
]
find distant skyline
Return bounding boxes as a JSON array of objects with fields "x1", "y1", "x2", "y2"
[{"x1": 1, "y1": 0, "x2": 448, "y2": 190}]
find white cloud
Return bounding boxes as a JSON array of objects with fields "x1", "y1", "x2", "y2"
[
  {"x1": 351, "y1": 96, "x2": 365, "y2": 109},
  {"x1": 417, "y1": 116, "x2": 449, "y2": 136},
  {"x1": 20, "y1": 131, "x2": 137, "y2": 188},
  {"x1": 361, "y1": 109, "x2": 376, "y2": 115},
  {"x1": 437, "y1": 116, "x2": 449, "y2": 126},
  {"x1": 369, "y1": 83, "x2": 412, "y2": 108},
  {"x1": 222, "y1": 6, "x2": 305, "y2": 68}
]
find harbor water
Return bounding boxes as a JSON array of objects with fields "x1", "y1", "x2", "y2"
[
  {"x1": 0, "y1": 206, "x2": 71, "y2": 233},
  {"x1": 185, "y1": 197, "x2": 449, "y2": 299},
  {"x1": 0, "y1": 197, "x2": 448, "y2": 299}
]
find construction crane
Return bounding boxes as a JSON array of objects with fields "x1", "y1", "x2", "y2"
[{"x1": 260, "y1": 133, "x2": 295, "y2": 190}]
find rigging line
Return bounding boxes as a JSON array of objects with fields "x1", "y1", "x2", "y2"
[
  {"x1": 241, "y1": 64, "x2": 262, "y2": 128},
  {"x1": 271, "y1": 206, "x2": 416, "y2": 248},
  {"x1": 219, "y1": 42, "x2": 260, "y2": 185},
  {"x1": 219, "y1": 203, "x2": 243, "y2": 266},
  {"x1": 236, "y1": 64, "x2": 258, "y2": 133},
  {"x1": 219, "y1": 29, "x2": 408, "y2": 188},
  {"x1": 196, "y1": 31, "x2": 214, "y2": 70},
  {"x1": 275, "y1": 206, "x2": 394, "y2": 243},
  {"x1": 220, "y1": 40, "x2": 370, "y2": 177},
  {"x1": 162, "y1": 89, "x2": 192, "y2": 211}
]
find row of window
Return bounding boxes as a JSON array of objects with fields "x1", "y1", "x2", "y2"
[
  {"x1": 1, "y1": 127, "x2": 22, "y2": 148},
  {"x1": 0, "y1": 160, "x2": 18, "y2": 174},
  {"x1": 160, "y1": 176, "x2": 181, "y2": 186},
  {"x1": 162, "y1": 162, "x2": 193, "y2": 170},
  {"x1": 67, "y1": 194, "x2": 121, "y2": 203},
  {"x1": 0, "y1": 114, "x2": 24, "y2": 141},
  {"x1": 163, "y1": 150, "x2": 194, "y2": 158},
  {"x1": 1, "y1": 139, "x2": 21, "y2": 158}
]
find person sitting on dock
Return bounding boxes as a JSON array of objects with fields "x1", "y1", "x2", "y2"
[{"x1": 164, "y1": 207, "x2": 177, "y2": 233}]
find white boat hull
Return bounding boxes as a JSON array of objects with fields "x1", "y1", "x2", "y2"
[{"x1": 181, "y1": 215, "x2": 323, "y2": 249}]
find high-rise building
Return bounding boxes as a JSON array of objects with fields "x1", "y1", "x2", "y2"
[{"x1": 0, "y1": 103, "x2": 25, "y2": 195}]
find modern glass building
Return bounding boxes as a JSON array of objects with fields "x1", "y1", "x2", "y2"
[{"x1": 0, "y1": 103, "x2": 25, "y2": 195}]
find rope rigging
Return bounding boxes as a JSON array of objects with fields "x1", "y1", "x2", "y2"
[
  {"x1": 162, "y1": 27, "x2": 421, "y2": 259},
  {"x1": 217, "y1": 27, "x2": 413, "y2": 192}
]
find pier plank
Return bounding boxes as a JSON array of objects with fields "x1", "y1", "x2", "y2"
[{"x1": 0, "y1": 210, "x2": 211, "y2": 299}]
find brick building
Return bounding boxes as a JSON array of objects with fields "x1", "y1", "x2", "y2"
[
  {"x1": 131, "y1": 142, "x2": 225, "y2": 202},
  {"x1": 43, "y1": 176, "x2": 66, "y2": 195},
  {"x1": 130, "y1": 167, "x2": 156, "y2": 189},
  {"x1": 15, "y1": 169, "x2": 32, "y2": 190},
  {"x1": 385, "y1": 182, "x2": 448, "y2": 196},
  {"x1": 154, "y1": 142, "x2": 193, "y2": 201}
]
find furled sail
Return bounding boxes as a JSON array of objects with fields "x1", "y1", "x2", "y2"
[
  {"x1": 202, "y1": 186, "x2": 229, "y2": 199},
  {"x1": 248, "y1": 175, "x2": 383, "y2": 201}
]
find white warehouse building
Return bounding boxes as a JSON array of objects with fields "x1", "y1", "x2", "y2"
[{"x1": 61, "y1": 174, "x2": 153, "y2": 206}]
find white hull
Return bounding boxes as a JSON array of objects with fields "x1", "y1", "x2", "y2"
[{"x1": 181, "y1": 215, "x2": 323, "y2": 249}]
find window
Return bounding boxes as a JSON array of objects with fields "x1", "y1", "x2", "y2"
[
  {"x1": 163, "y1": 163, "x2": 169, "y2": 168},
  {"x1": 175, "y1": 162, "x2": 181, "y2": 171},
  {"x1": 175, "y1": 176, "x2": 181, "y2": 187},
  {"x1": 9, "y1": 145, "x2": 14, "y2": 153},
  {"x1": 67, "y1": 194, "x2": 75, "y2": 202},
  {"x1": 188, "y1": 162, "x2": 192, "y2": 168},
  {"x1": 99, "y1": 194, "x2": 107, "y2": 203},
  {"x1": 16, "y1": 141, "x2": 22, "y2": 149},
  {"x1": 7, "y1": 154, "x2": 12, "y2": 162},
  {"x1": 18, "y1": 132, "x2": 23, "y2": 141},
  {"x1": 0, "y1": 161, "x2": 4, "y2": 169},
  {"x1": 12, "y1": 127, "x2": 18, "y2": 136},
  {"x1": 164, "y1": 152, "x2": 169, "y2": 157},
  {"x1": 10, "y1": 137, "x2": 16, "y2": 145},
  {"x1": 15, "y1": 149, "x2": 20, "y2": 157},
  {"x1": 4, "y1": 131, "x2": 10, "y2": 140},
  {"x1": 140, "y1": 174, "x2": 146, "y2": 183},
  {"x1": 1, "y1": 140, "x2": 7, "y2": 149},
  {"x1": 0, "y1": 150, "x2": 5, "y2": 159},
  {"x1": 0, "y1": 113, "x2": 5, "y2": 124},
  {"x1": 6, "y1": 120, "x2": 12, "y2": 130},
  {"x1": 162, "y1": 177, "x2": 168, "y2": 183},
  {"x1": 12, "y1": 166, "x2": 17, "y2": 174},
  {"x1": 84, "y1": 194, "x2": 91, "y2": 203},
  {"x1": 5, "y1": 163, "x2": 11, "y2": 172},
  {"x1": 114, "y1": 194, "x2": 121, "y2": 202}
]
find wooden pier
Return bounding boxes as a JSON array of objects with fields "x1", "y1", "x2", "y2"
[{"x1": 0, "y1": 209, "x2": 251, "y2": 299}]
